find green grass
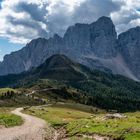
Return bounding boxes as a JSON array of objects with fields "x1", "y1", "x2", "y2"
[
  {"x1": 125, "y1": 133, "x2": 140, "y2": 140},
  {"x1": 50, "y1": 103, "x2": 105, "y2": 114},
  {"x1": 27, "y1": 79, "x2": 66, "y2": 90},
  {"x1": 25, "y1": 103, "x2": 93, "y2": 127},
  {"x1": 0, "y1": 114, "x2": 23, "y2": 127},
  {"x1": 25, "y1": 104, "x2": 140, "y2": 140},
  {"x1": 0, "y1": 87, "x2": 45, "y2": 107},
  {"x1": 0, "y1": 88, "x2": 17, "y2": 94},
  {"x1": 66, "y1": 112, "x2": 140, "y2": 139},
  {"x1": 0, "y1": 108, "x2": 23, "y2": 127}
]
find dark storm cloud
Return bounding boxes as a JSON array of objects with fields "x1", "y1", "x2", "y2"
[
  {"x1": 14, "y1": 2, "x2": 48, "y2": 23},
  {"x1": 73, "y1": 0, "x2": 121, "y2": 23},
  {"x1": 0, "y1": 0, "x2": 140, "y2": 44}
]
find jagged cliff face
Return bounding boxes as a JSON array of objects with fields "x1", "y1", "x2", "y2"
[
  {"x1": 0, "y1": 16, "x2": 139, "y2": 81},
  {"x1": 63, "y1": 17, "x2": 117, "y2": 58},
  {"x1": 118, "y1": 27, "x2": 140, "y2": 80},
  {"x1": 90, "y1": 17, "x2": 117, "y2": 58},
  {"x1": 0, "y1": 36, "x2": 63, "y2": 75}
]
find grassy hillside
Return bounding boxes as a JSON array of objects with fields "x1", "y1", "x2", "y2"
[
  {"x1": 24, "y1": 77, "x2": 140, "y2": 112},
  {"x1": 25, "y1": 104, "x2": 140, "y2": 140},
  {"x1": 0, "y1": 88, "x2": 17, "y2": 94},
  {"x1": 0, "y1": 87, "x2": 45, "y2": 107},
  {"x1": 68, "y1": 71, "x2": 140, "y2": 112},
  {"x1": 0, "y1": 108, "x2": 23, "y2": 127},
  {"x1": 0, "y1": 55, "x2": 140, "y2": 111}
]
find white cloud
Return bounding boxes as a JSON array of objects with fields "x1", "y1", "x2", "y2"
[
  {"x1": 0, "y1": 0, "x2": 140, "y2": 44},
  {"x1": 111, "y1": 0, "x2": 140, "y2": 33},
  {"x1": 0, "y1": 0, "x2": 80, "y2": 44}
]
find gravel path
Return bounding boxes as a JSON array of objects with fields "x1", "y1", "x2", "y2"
[
  {"x1": 0, "y1": 107, "x2": 110, "y2": 140},
  {"x1": 0, "y1": 108, "x2": 50, "y2": 140}
]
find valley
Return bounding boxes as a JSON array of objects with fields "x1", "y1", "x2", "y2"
[
  {"x1": 0, "y1": 54, "x2": 140, "y2": 139},
  {"x1": 24, "y1": 103, "x2": 140, "y2": 140},
  {"x1": 0, "y1": 15, "x2": 140, "y2": 140},
  {"x1": 0, "y1": 103, "x2": 140, "y2": 140}
]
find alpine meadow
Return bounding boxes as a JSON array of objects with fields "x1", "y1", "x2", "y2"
[{"x1": 0, "y1": 0, "x2": 140, "y2": 140}]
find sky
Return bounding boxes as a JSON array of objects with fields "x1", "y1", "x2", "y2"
[{"x1": 0, "y1": 0, "x2": 140, "y2": 61}]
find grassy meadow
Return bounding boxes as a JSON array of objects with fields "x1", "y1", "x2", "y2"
[
  {"x1": 0, "y1": 108, "x2": 23, "y2": 127},
  {"x1": 24, "y1": 103, "x2": 140, "y2": 140},
  {"x1": 0, "y1": 88, "x2": 17, "y2": 93},
  {"x1": 0, "y1": 87, "x2": 139, "y2": 140}
]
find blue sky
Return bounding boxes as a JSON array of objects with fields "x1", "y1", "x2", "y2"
[
  {"x1": 0, "y1": 0, "x2": 140, "y2": 61},
  {"x1": 0, "y1": 0, "x2": 22, "y2": 61},
  {"x1": 0, "y1": 39, "x2": 22, "y2": 61}
]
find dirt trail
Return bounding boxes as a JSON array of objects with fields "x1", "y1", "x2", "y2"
[
  {"x1": 0, "y1": 107, "x2": 110, "y2": 140},
  {"x1": 0, "y1": 108, "x2": 51, "y2": 140},
  {"x1": 93, "y1": 135, "x2": 110, "y2": 140}
]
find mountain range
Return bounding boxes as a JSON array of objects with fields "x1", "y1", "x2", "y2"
[{"x1": 0, "y1": 16, "x2": 140, "y2": 81}]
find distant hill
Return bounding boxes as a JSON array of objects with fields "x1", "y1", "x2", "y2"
[
  {"x1": 32, "y1": 54, "x2": 90, "y2": 80},
  {"x1": 0, "y1": 54, "x2": 91, "y2": 87},
  {"x1": 0, "y1": 54, "x2": 140, "y2": 112}
]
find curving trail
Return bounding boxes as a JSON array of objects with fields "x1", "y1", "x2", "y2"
[
  {"x1": 0, "y1": 107, "x2": 109, "y2": 140},
  {"x1": 0, "y1": 108, "x2": 49, "y2": 140}
]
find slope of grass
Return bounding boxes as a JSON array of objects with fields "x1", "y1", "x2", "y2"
[
  {"x1": 25, "y1": 104, "x2": 140, "y2": 140},
  {"x1": 0, "y1": 114, "x2": 23, "y2": 127},
  {"x1": 25, "y1": 103, "x2": 93, "y2": 127},
  {"x1": 0, "y1": 88, "x2": 17, "y2": 94},
  {"x1": 0, "y1": 55, "x2": 140, "y2": 112},
  {"x1": 0, "y1": 87, "x2": 46, "y2": 107},
  {"x1": 66, "y1": 114, "x2": 140, "y2": 139},
  {"x1": 0, "y1": 108, "x2": 23, "y2": 127},
  {"x1": 125, "y1": 133, "x2": 140, "y2": 140}
]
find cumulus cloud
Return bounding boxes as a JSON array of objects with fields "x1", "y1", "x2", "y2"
[
  {"x1": 0, "y1": 0, "x2": 49, "y2": 44},
  {"x1": 0, "y1": 0, "x2": 140, "y2": 44},
  {"x1": 111, "y1": 0, "x2": 140, "y2": 33}
]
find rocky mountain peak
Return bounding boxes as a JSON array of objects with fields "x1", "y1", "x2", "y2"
[
  {"x1": 118, "y1": 26, "x2": 140, "y2": 42},
  {"x1": 0, "y1": 16, "x2": 139, "y2": 81},
  {"x1": 91, "y1": 16, "x2": 117, "y2": 37},
  {"x1": 63, "y1": 16, "x2": 117, "y2": 58},
  {"x1": 89, "y1": 16, "x2": 117, "y2": 58},
  {"x1": 63, "y1": 23, "x2": 90, "y2": 50},
  {"x1": 96, "y1": 16, "x2": 114, "y2": 24},
  {"x1": 118, "y1": 26, "x2": 140, "y2": 79}
]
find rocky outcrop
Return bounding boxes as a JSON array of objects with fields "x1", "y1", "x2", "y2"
[
  {"x1": 63, "y1": 16, "x2": 117, "y2": 58},
  {"x1": 0, "y1": 16, "x2": 139, "y2": 81},
  {"x1": 0, "y1": 37, "x2": 63, "y2": 75},
  {"x1": 118, "y1": 27, "x2": 140, "y2": 80},
  {"x1": 90, "y1": 16, "x2": 117, "y2": 58}
]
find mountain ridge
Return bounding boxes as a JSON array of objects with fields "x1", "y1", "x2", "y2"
[
  {"x1": 0, "y1": 16, "x2": 139, "y2": 81},
  {"x1": 0, "y1": 54, "x2": 140, "y2": 112}
]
